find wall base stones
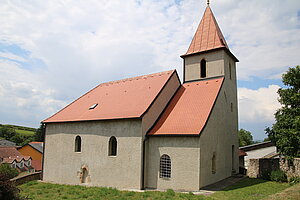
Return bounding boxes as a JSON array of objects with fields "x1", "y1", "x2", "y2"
[{"x1": 247, "y1": 158, "x2": 300, "y2": 179}]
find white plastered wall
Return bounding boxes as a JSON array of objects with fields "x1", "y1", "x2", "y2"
[
  {"x1": 43, "y1": 119, "x2": 143, "y2": 189},
  {"x1": 145, "y1": 136, "x2": 200, "y2": 191}
]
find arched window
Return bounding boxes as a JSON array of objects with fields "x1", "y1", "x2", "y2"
[
  {"x1": 160, "y1": 154, "x2": 171, "y2": 178},
  {"x1": 75, "y1": 135, "x2": 81, "y2": 152},
  {"x1": 212, "y1": 152, "x2": 216, "y2": 174},
  {"x1": 200, "y1": 59, "x2": 207, "y2": 78},
  {"x1": 108, "y1": 136, "x2": 117, "y2": 156}
]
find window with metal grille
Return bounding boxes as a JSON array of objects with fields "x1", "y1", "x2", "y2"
[{"x1": 160, "y1": 154, "x2": 171, "y2": 179}]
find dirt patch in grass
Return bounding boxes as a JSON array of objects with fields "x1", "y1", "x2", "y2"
[{"x1": 262, "y1": 183, "x2": 300, "y2": 200}]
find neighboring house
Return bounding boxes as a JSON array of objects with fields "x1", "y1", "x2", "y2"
[
  {"x1": 0, "y1": 146, "x2": 34, "y2": 172},
  {"x1": 18, "y1": 142, "x2": 43, "y2": 161},
  {"x1": 18, "y1": 142, "x2": 43, "y2": 172},
  {"x1": 42, "y1": 3, "x2": 239, "y2": 191},
  {"x1": 2, "y1": 156, "x2": 34, "y2": 172},
  {"x1": 0, "y1": 146, "x2": 21, "y2": 162},
  {"x1": 0, "y1": 139, "x2": 16, "y2": 147},
  {"x1": 240, "y1": 141, "x2": 278, "y2": 169}
]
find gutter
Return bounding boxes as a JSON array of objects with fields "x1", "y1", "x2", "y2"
[{"x1": 141, "y1": 135, "x2": 149, "y2": 190}]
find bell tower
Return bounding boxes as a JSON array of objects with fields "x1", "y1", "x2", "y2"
[{"x1": 181, "y1": 4, "x2": 239, "y2": 83}]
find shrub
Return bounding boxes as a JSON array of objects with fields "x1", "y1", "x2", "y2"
[
  {"x1": 270, "y1": 170, "x2": 287, "y2": 182},
  {"x1": 0, "y1": 173, "x2": 23, "y2": 200},
  {"x1": 261, "y1": 170, "x2": 271, "y2": 180},
  {"x1": 289, "y1": 176, "x2": 300, "y2": 185},
  {"x1": 0, "y1": 164, "x2": 19, "y2": 179}
]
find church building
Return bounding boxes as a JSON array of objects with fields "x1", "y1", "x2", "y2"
[{"x1": 42, "y1": 3, "x2": 239, "y2": 191}]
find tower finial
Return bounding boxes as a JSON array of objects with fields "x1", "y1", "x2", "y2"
[{"x1": 207, "y1": 0, "x2": 210, "y2": 6}]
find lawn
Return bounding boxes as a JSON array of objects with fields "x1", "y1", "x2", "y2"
[
  {"x1": 15, "y1": 129, "x2": 35, "y2": 136},
  {"x1": 19, "y1": 178, "x2": 293, "y2": 200}
]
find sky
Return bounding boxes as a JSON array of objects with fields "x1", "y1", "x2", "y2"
[{"x1": 0, "y1": 0, "x2": 299, "y2": 140}]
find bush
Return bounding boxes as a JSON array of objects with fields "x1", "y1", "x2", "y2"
[
  {"x1": 261, "y1": 170, "x2": 271, "y2": 180},
  {"x1": 0, "y1": 173, "x2": 23, "y2": 200},
  {"x1": 0, "y1": 164, "x2": 19, "y2": 179},
  {"x1": 289, "y1": 176, "x2": 300, "y2": 185},
  {"x1": 270, "y1": 170, "x2": 287, "y2": 182}
]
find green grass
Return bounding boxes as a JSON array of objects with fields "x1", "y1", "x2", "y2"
[
  {"x1": 19, "y1": 178, "x2": 292, "y2": 200},
  {"x1": 211, "y1": 178, "x2": 291, "y2": 200},
  {"x1": 15, "y1": 129, "x2": 35, "y2": 136}
]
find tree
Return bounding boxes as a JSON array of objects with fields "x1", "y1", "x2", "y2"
[
  {"x1": 34, "y1": 123, "x2": 45, "y2": 142},
  {"x1": 238, "y1": 129, "x2": 254, "y2": 147},
  {"x1": 266, "y1": 66, "x2": 300, "y2": 158},
  {"x1": 0, "y1": 127, "x2": 16, "y2": 140},
  {"x1": 0, "y1": 164, "x2": 23, "y2": 200}
]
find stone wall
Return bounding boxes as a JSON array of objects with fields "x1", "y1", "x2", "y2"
[
  {"x1": 247, "y1": 158, "x2": 300, "y2": 178},
  {"x1": 11, "y1": 172, "x2": 42, "y2": 185}
]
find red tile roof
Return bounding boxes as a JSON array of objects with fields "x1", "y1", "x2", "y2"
[
  {"x1": 0, "y1": 147, "x2": 21, "y2": 159},
  {"x1": 148, "y1": 77, "x2": 224, "y2": 135},
  {"x1": 183, "y1": 6, "x2": 228, "y2": 56},
  {"x1": 2, "y1": 155, "x2": 31, "y2": 163},
  {"x1": 31, "y1": 160, "x2": 42, "y2": 171},
  {"x1": 43, "y1": 70, "x2": 176, "y2": 123},
  {"x1": 239, "y1": 149, "x2": 247, "y2": 157}
]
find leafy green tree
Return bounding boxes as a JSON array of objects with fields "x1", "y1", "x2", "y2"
[
  {"x1": 34, "y1": 123, "x2": 45, "y2": 142},
  {"x1": 0, "y1": 127, "x2": 16, "y2": 141},
  {"x1": 266, "y1": 66, "x2": 300, "y2": 158},
  {"x1": 0, "y1": 164, "x2": 18, "y2": 179},
  {"x1": 238, "y1": 129, "x2": 254, "y2": 147}
]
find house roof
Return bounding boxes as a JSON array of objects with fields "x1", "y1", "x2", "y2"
[
  {"x1": 239, "y1": 149, "x2": 247, "y2": 157},
  {"x1": 2, "y1": 155, "x2": 31, "y2": 163},
  {"x1": 148, "y1": 77, "x2": 224, "y2": 135},
  {"x1": 0, "y1": 139, "x2": 16, "y2": 147},
  {"x1": 239, "y1": 141, "x2": 275, "y2": 152},
  {"x1": 28, "y1": 142, "x2": 43, "y2": 153},
  {"x1": 182, "y1": 6, "x2": 228, "y2": 57},
  {"x1": 43, "y1": 70, "x2": 176, "y2": 123},
  {"x1": 0, "y1": 147, "x2": 21, "y2": 159}
]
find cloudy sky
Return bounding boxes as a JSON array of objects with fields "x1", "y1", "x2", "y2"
[{"x1": 0, "y1": 0, "x2": 299, "y2": 140}]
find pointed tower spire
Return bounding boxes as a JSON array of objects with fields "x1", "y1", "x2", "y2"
[{"x1": 182, "y1": 5, "x2": 229, "y2": 57}]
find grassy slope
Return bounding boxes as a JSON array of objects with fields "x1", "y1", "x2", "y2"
[
  {"x1": 263, "y1": 183, "x2": 300, "y2": 200},
  {"x1": 211, "y1": 178, "x2": 290, "y2": 200},
  {"x1": 19, "y1": 178, "x2": 292, "y2": 200},
  {"x1": 15, "y1": 129, "x2": 35, "y2": 136},
  {"x1": 0, "y1": 124, "x2": 36, "y2": 136}
]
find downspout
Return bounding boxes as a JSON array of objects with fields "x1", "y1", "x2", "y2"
[
  {"x1": 141, "y1": 135, "x2": 149, "y2": 190},
  {"x1": 41, "y1": 123, "x2": 46, "y2": 180}
]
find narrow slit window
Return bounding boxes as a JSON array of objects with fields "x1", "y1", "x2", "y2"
[
  {"x1": 231, "y1": 103, "x2": 233, "y2": 112},
  {"x1": 160, "y1": 154, "x2": 171, "y2": 178},
  {"x1": 229, "y1": 63, "x2": 232, "y2": 80},
  {"x1": 212, "y1": 152, "x2": 216, "y2": 174},
  {"x1": 200, "y1": 59, "x2": 206, "y2": 78},
  {"x1": 108, "y1": 136, "x2": 117, "y2": 156},
  {"x1": 75, "y1": 135, "x2": 81, "y2": 152}
]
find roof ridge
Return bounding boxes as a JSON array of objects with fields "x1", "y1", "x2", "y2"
[
  {"x1": 99, "y1": 70, "x2": 175, "y2": 86},
  {"x1": 42, "y1": 69, "x2": 175, "y2": 123}
]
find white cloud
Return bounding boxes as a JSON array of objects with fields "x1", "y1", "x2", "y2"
[
  {"x1": 0, "y1": 52, "x2": 26, "y2": 62},
  {"x1": 0, "y1": 0, "x2": 299, "y2": 129},
  {"x1": 238, "y1": 85, "x2": 281, "y2": 123}
]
